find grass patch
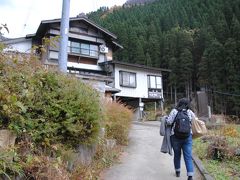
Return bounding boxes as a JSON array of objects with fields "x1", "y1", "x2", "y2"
[{"x1": 193, "y1": 124, "x2": 240, "y2": 180}]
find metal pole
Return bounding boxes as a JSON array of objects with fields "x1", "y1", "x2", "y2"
[
  {"x1": 59, "y1": 0, "x2": 70, "y2": 73},
  {"x1": 139, "y1": 98, "x2": 142, "y2": 121}
]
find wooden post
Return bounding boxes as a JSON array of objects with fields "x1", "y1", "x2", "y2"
[{"x1": 113, "y1": 94, "x2": 116, "y2": 102}]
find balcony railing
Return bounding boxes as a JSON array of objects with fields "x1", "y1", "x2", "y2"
[{"x1": 68, "y1": 46, "x2": 99, "y2": 58}]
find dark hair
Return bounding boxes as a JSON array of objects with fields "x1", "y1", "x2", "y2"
[{"x1": 176, "y1": 98, "x2": 190, "y2": 110}]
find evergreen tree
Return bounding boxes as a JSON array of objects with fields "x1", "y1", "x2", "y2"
[
  {"x1": 87, "y1": 0, "x2": 240, "y2": 116},
  {"x1": 134, "y1": 40, "x2": 145, "y2": 64},
  {"x1": 231, "y1": 15, "x2": 240, "y2": 40},
  {"x1": 145, "y1": 52, "x2": 152, "y2": 66},
  {"x1": 179, "y1": 48, "x2": 193, "y2": 98}
]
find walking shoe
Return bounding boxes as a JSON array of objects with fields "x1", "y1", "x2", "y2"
[
  {"x1": 176, "y1": 171, "x2": 180, "y2": 177},
  {"x1": 187, "y1": 176, "x2": 193, "y2": 180}
]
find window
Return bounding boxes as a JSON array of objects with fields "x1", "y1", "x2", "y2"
[
  {"x1": 81, "y1": 43, "x2": 90, "y2": 55},
  {"x1": 148, "y1": 75, "x2": 162, "y2": 89},
  {"x1": 71, "y1": 42, "x2": 81, "y2": 54},
  {"x1": 90, "y1": 45, "x2": 98, "y2": 57},
  {"x1": 68, "y1": 41, "x2": 98, "y2": 58},
  {"x1": 119, "y1": 71, "x2": 136, "y2": 88}
]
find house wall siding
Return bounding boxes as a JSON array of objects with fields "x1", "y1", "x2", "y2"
[
  {"x1": 47, "y1": 27, "x2": 112, "y2": 64},
  {"x1": 7, "y1": 39, "x2": 32, "y2": 53},
  {"x1": 114, "y1": 64, "x2": 163, "y2": 99},
  {"x1": 48, "y1": 29, "x2": 105, "y2": 44}
]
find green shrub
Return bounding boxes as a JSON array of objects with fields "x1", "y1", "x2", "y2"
[
  {"x1": 0, "y1": 148, "x2": 23, "y2": 179},
  {"x1": 103, "y1": 101, "x2": 133, "y2": 145},
  {"x1": 0, "y1": 54, "x2": 101, "y2": 148}
]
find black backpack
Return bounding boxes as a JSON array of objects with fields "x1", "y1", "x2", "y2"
[{"x1": 173, "y1": 109, "x2": 191, "y2": 139}]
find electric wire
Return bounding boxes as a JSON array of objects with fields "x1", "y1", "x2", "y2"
[
  {"x1": 21, "y1": 0, "x2": 36, "y2": 35},
  {"x1": 206, "y1": 90, "x2": 240, "y2": 97},
  {"x1": 92, "y1": 0, "x2": 97, "y2": 11}
]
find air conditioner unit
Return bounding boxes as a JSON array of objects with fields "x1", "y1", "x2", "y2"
[{"x1": 99, "y1": 45, "x2": 108, "y2": 53}]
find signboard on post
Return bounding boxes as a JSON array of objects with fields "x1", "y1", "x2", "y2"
[
  {"x1": 139, "y1": 102, "x2": 144, "y2": 107},
  {"x1": 148, "y1": 89, "x2": 162, "y2": 99}
]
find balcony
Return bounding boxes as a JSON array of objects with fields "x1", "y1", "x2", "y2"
[
  {"x1": 67, "y1": 62, "x2": 102, "y2": 71},
  {"x1": 68, "y1": 41, "x2": 99, "y2": 59}
]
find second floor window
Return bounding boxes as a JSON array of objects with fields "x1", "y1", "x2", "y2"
[
  {"x1": 68, "y1": 41, "x2": 98, "y2": 58},
  {"x1": 119, "y1": 71, "x2": 136, "y2": 88},
  {"x1": 148, "y1": 75, "x2": 162, "y2": 89}
]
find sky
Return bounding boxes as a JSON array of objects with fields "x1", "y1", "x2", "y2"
[{"x1": 0, "y1": 0, "x2": 126, "y2": 38}]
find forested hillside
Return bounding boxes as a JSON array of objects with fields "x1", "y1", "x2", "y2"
[
  {"x1": 125, "y1": 0, "x2": 156, "y2": 5},
  {"x1": 88, "y1": 0, "x2": 240, "y2": 116}
]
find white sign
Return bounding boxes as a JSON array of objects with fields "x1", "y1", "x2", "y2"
[{"x1": 139, "y1": 102, "x2": 144, "y2": 107}]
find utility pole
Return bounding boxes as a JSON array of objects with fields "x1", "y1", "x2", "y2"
[{"x1": 58, "y1": 0, "x2": 70, "y2": 73}]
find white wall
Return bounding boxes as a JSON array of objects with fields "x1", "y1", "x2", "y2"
[
  {"x1": 7, "y1": 39, "x2": 32, "y2": 53},
  {"x1": 67, "y1": 62, "x2": 102, "y2": 71},
  {"x1": 114, "y1": 64, "x2": 162, "y2": 99}
]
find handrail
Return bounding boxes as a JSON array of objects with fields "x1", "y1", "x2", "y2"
[{"x1": 68, "y1": 46, "x2": 98, "y2": 57}]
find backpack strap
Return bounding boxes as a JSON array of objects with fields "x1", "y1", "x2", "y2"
[
  {"x1": 171, "y1": 109, "x2": 179, "y2": 129},
  {"x1": 173, "y1": 109, "x2": 180, "y2": 122}
]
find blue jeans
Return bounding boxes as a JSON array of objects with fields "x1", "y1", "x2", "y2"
[{"x1": 170, "y1": 134, "x2": 194, "y2": 176}]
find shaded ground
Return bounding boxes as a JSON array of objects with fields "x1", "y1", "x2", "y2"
[{"x1": 101, "y1": 121, "x2": 203, "y2": 180}]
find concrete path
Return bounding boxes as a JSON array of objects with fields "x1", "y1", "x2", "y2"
[{"x1": 101, "y1": 121, "x2": 203, "y2": 180}]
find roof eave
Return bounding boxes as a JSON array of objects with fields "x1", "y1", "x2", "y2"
[
  {"x1": 109, "y1": 60, "x2": 171, "y2": 72},
  {"x1": 112, "y1": 41, "x2": 123, "y2": 49},
  {"x1": 1, "y1": 36, "x2": 32, "y2": 44},
  {"x1": 37, "y1": 16, "x2": 117, "y2": 39}
]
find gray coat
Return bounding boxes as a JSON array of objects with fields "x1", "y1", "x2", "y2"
[{"x1": 160, "y1": 116, "x2": 173, "y2": 155}]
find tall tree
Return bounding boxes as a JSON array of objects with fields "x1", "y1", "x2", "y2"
[{"x1": 88, "y1": 0, "x2": 240, "y2": 116}]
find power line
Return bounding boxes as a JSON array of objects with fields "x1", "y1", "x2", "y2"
[
  {"x1": 92, "y1": 0, "x2": 97, "y2": 11},
  {"x1": 163, "y1": 90, "x2": 240, "y2": 97},
  {"x1": 207, "y1": 89, "x2": 240, "y2": 97},
  {"x1": 22, "y1": 0, "x2": 36, "y2": 34}
]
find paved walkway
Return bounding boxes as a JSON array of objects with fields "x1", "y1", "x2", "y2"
[{"x1": 101, "y1": 121, "x2": 203, "y2": 180}]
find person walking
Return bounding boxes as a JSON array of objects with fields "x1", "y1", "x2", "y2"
[{"x1": 166, "y1": 98, "x2": 196, "y2": 180}]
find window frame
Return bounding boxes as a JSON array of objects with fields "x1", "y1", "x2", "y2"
[
  {"x1": 119, "y1": 71, "x2": 137, "y2": 88},
  {"x1": 147, "y1": 75, "x2": 162, "y2": 89},
  {"x1": 68, "y1": 40, "x2": 99, "y2": 58}
]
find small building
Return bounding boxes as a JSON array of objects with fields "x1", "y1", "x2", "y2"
[
  {"x1": 101, "y1": 60, "x2": 170, "y2": 120},
  {"x1": 1, "y1": 15, "x2": 170, "y2": 120},
  {"x1": 3, "y1": 15, "x2": 122, "y2": 94}
]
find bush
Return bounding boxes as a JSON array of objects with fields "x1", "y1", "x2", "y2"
[
  {"x1": 70, "y1": 138, "x2": 123, "y2": 179},
  {"x1": 22, "y1": 155, "x2": 70, "y2": 179},
  {"x1": 206, "y1": 136, "x2": 229, "y2": 160},
  {"x1": 103, "y1": 101, "x2": 133, "y2": 145},
  {"x1": 0, "y1": 148, "x2": 23, "y2": 179},
  {"x1": 0, "y1": 44, "x2": 131, "y2": 179},
  {"x1": 193, "y1": 124, "x2": 240, "y2": 179},
  {"x1": 0, "y1": 54, "x2": 101, "y2": 148},
  {"x1": 222, "y1": 125, "x2": 239, "y2": 138}
]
